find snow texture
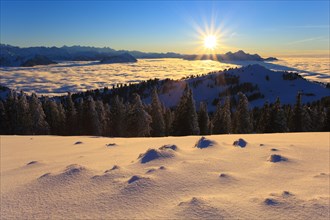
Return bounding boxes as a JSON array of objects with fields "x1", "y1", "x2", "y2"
[{"x1": 1, "y1": 133, "x2": 329, "y2": 219}]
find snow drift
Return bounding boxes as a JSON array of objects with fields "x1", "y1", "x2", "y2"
[{"x1": 1, "y1": 133, "x2": 329, "y2": 219}]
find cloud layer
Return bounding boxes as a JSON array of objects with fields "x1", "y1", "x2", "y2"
[{"x1": 0, "y1": 58, "x2": 328, "y2": 96}]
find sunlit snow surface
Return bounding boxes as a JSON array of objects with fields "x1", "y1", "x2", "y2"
[{"x1": 0, "y1": 57, "x2": 329, "y2": 96}]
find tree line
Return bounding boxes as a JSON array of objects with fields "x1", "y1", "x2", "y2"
[{"x1": 0, "y1": 85, "x2": 329, "y2": 136}]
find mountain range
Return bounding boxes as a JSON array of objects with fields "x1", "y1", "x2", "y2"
[
  {"x1": 183, "y1": 50, "x2": 277, "y2": 62},
  {"x1": 0, "y1": 44, "x2": 277, "y2": 67},
  {"x1": 0, "y1": 44, "x2": 181, "y2": 67}
]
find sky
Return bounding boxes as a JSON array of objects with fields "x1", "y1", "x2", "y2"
[{"x1": 0, "y1": 1, "x2": 329, "y2": 56}]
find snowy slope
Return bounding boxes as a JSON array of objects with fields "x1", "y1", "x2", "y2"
[
  {"x1": 153, "y1": 64, "x2": 329, "y2": 111},
  {"x1": 1, "y1": 133, "x2": 329, "y2": 219}
]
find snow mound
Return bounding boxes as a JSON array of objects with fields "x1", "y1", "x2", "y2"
[
  {"x1": 233, "y1": 138, "x2": 247, "y2": 148},
  {"x1": 218, "y1": 173, "x2": 237, "y2": 183},
  {"x1": 177, "y1": 197, "x2": 227, "y2": 219},
  {"x1": 26, "y1": 161, "x2": 39, "y2": 166},
  {"x1": 178, "y1": 197, "x2": 204, "y2": 206},
  {"x1": 146, "y1": 168, "x2": 157, "y2": 174},
  {"x1": 105, "y1": 165, "x2": 120, "y2": 173},
  {"x1": 313, "y1": 172, "x2": 329, "y2": 178},
  {"x1": 264, "y1": 198, "x2": 279, "y2": 206},
  {"x1": 37, "y1": 164, "x2": 88, "y2": 182},
  {"x1": 63, "y1": 164, "x2": 87, "y2": 175},
  {"x1": 138, "y1": 148, "x2": 175, "y2": 164},
  {"x1": 219, "y1": 173, "x2": 228, "y2": 178},
  {"x1": 159, "y1": 144, "x2": 178, "y2": 151},
  {"x1": 146, "y1": 166, "x2": 166, "y2": 174},
  {"x1": 74, "y1": 141, "x2": 83, "y2": 145},
  {"x1": 268, "y1": 154, "x2": 287, "y2": 163},
  {"x1": 38, "y1": 172, "x2": 51, "y2": 179},
  {"x1": 194, "y1": 137, "x2": 216, "y2": 149},
  {"x1": 282, "y1": 191, "x2": 293, "y2": 197},
  {"x1": 127, "y1": 175, "x2": 144, "y2": 184}
]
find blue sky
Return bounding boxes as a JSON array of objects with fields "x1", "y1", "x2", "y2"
[{"x1": 0, "y1": 1, "x2": 329, "y2": 56}]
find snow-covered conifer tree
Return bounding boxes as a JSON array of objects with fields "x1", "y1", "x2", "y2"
[
  {"x1": 291, "y1": 93, "x2": 303, "y2": 132},
  {"x1": 65, "y1": 93, "x2": 77, "y2": 135},
  {"x1": 83, "y1": 96, "x2": 101, "y2": 136},
  {"x1": 172, "y1": 84, "x2": 199, "y2": 136},
  {"x1": 164, "y1": 108, "x2": 173, "y2": 136},
  {"x1": 212, "y1": 102, "x2": 222, "y2": 134},
  {"x1": 17, "y1": 91, "x2": 32, "y2": 134},
  {"x1": 0, "y1": 101, "x2": 7, "y2": 134},
  {"x1": 198, "y1": 102, "x2": 210, "y2": 135},
  {"x1": 221, "y1": 97, "x2": 232, "y2": 134},
  {"x1": 126, "y1": 94, "x2": 152, "y2": 137},
  {"x1": 235, "y1": 92, "x2": 252, "y2": 134},
  {"x1": 271, "y1": 97, "x2": 287, "y2": 132},
  {"x1": 29, "y1": 93, "x2": 49, "y2": 134},
  {"x1": 43, "y1": 99, "x2": 60, "y2": 134},
  {"x1": 95, "y1": 100, "x2": 107, "y2": 136},
  {"x1": 57, "y1": 102, "x2": 66, "y2": 135},
  {"x1": 109, "y1": 95, "x2": 126, "y2": 137},
  {"x1": 150, "y1": 88, "x2": 165, "y2": 137}
]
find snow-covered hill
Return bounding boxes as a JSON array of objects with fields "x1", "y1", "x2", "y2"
[
  {"x1": 143, "y1": 64, "x2": 329, "y2": 111},
  {"x1": 1, "y1": 133, "x2": 329, "y2": 219}
]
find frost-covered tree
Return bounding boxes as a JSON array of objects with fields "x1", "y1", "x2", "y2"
[
  {"x1": 109, "y1": 95, "x2": 126, "y2": 137},
  {"x1": 126, "y1": 94, "x2": 152, "y2": 137},
  {"x1": 17, "y1": 91, "x2": 32, "y2": 134},
  {"x1": 57, "y1": 102, "x2": 66, "y2": 135},
  {"x1": 5, "y1": 90, "x2": 18, "y2": 134},
  {"x1": 257, "y1": 101, "x2": 271, "y2": 133},
  {"x1": 150, "y1": 88, "x2": 165, "y2": 136},
  {"x1": 164, "y1": 108, "x2": 173, "y2": 136},
  {"x1": 301, "y1": 105, "x2": 312, "y2": 132},
  {"x1": 75, "y1": 98, "x2": 85, "y2": 135},
  {"x1": 65, "y1": 93, "x2": 77, "y2": 135},
  {"x1": 43, "y1": 99, "x2": 61, "y2": 135},
  {"x1": 212, "y1": 102, "x2": 222, "y2": 134},
  {"x1": 235, "y1": 92, "x2": 252, "y2": 134},
  {"x1": 323, "y1": 107, "x2": 330, "y2": 131},
  {"x1": 0, "y1": 101, "x2": 7, "y2": 134},
  {"x1": 83, "y1": 96, "x2": 101, "y2": 136},
  {"x1": 310, "y1": 106, "x2": 324, "y2": 131},
  {"x1": 198, "y1": 102, "x2": 210, "y2": 135},
  {"x1": 271, "y1": 97, "x2": 287, "y2": 132},
  {"x1": 172, "y1": 84, "x2": 199, "y2": 136},
  {"x1": 29, "y1": 93, "x2": 49, "y2": 134},
  {"x1": 291, "y1": 93, "x2": 303, "y2": 132},
  {"x1": 95, "y1": 100, "x2": 107, "y2": 136},
  {"x1": 103, "y1": 103, "x2": 111, "y2": 136},
  {"x1": 212, "y1": 98, "x2": 231, "y2": 134},
  {"x1": 221, "y1": 97, "x2": 232, "y2": 134}
]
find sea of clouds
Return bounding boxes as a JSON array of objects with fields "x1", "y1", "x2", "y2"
[
  {"x1": 0, "y1": 59, "x2": 238, "y2": 96},
  {"x1": 0, "y1": 57, "x2": 328, "y2": 96}
]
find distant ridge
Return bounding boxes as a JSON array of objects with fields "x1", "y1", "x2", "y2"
[
  {"x1": 0, "y1": 44, "x2": 277, "y2": 67},
  {"x1": 0, "y1": 44, "x2": 182, "y2": 67},
  {"x1": 183, "y1": 50, "x2": 277, "y2": 62}
]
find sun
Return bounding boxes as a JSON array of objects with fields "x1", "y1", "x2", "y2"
[{"x1": 204, "y1": 35, "x2": 217, "y2": 50}]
